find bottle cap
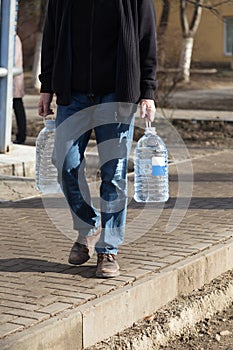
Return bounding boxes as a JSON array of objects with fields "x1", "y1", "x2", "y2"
[
  {"x1": 146, "y1": 126, "x2": 156, "y2": 134},
  {"x1": 145, "y1": 126, "x2": 156, "y2": 134},
  {"x1": 44, "y1": 119, "x2": 55, "y2": 127}
]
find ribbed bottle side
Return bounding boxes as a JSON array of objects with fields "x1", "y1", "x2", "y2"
[
  {"x1": 134, "y1": 146, "x2": 169, "y2": 203},
  {"x1": 36, "y1": 128, "x2": 60, "y2": 194}
]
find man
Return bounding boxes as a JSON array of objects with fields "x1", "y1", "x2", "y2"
[
  {"x1": 13, "y1": 34, "x2": 27, "y2": 144},
  {"x1": 38, "y1": 0, "x2": 157, "y2": 278}
]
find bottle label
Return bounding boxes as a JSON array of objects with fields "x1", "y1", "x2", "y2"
[{"x1": 152, "y1": 157, "x2": 165, "y2": 176}]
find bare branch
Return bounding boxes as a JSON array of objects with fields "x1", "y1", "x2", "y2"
[
  {"x1": 190, "y1": 0, "x2": 204, "y2": 35},
  {"x1": 180, "y1": 0, "x2": 190, "y2": 35},
  {"x1": 186, "y1": 0, "x2": 233, "y2": 14},
  {"x1": 158, "y1": 0, "x2": 170, "y2": 37}
]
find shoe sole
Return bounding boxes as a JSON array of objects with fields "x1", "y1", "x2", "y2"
[
  {"x1": 96, "y1": 271, "x2": 120, "y2": 278},
  {"x1": 68, "y1": 256, "x2": 90, "y2": 265}
]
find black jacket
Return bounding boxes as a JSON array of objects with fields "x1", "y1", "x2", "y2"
[
  {"x1": 71, "y1": 0, "x2": 119, "y2": 95},
  {"x1": 39, "y1": 0, "x2": 157, "y2": 105}
]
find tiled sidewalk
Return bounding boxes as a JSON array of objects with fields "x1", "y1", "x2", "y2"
[{"x1": 0, "y1": 149, "x2": 233, "y2": 349}]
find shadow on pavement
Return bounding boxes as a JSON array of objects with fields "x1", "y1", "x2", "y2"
[
  {"x1": 0, "y1": 258, "x2": 98, "y2": 278},
  {"x1": 169, "y1": 173, "x2": 233, "y2": 182},
  {"x1": 0, "y1": 195, "x2": 232, "y2": 210}
]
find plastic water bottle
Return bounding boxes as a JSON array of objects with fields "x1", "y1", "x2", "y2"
[
  {"x1": 134, "y1": 122, "x2": 169, "y2": 202},
  {"x1": 36, "y1": 119, "x2": 61, "y2": 194}
]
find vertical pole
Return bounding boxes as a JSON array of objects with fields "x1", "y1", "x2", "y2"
[
  {"x1": 231, "y1": 43, "x2": 233, "y2": 70},
  {"x1": 0, "y1": 0, "x2": 17, "y2": 153}
]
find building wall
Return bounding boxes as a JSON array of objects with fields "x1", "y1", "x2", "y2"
[
  {"x1": 154, "y1": 0, "x2": 233, "y2": 65},
  {"x1": 194, "y1": 3, "x2": 233, "y2": 63}
]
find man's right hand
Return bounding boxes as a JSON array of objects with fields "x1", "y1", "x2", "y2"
[{"x1": 38, "y1": 92, "x2": 54, "y2": 117}]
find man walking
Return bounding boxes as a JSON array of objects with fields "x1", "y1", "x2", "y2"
[{"x1": 38, "y1": 0, "x2": 157, "y2": 278}]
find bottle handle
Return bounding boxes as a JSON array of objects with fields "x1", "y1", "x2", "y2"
[
  {"x1": 42, "y1": 114, "x2": 55, "y2": 125},
  {"x1": 145, "y1": 120, "x2": 152, "y2": 129}
]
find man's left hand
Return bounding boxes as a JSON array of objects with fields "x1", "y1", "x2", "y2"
[{"x1": 140, "y1": 99, "x2": 156, "y2": 122}]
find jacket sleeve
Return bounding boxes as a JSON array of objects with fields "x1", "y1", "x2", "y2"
[
  {"x1": 138, "y1": 0, "x2": 158, "y2": 101},
  {"x1": 39, "y1": 0, "x2": 55, "y2": 93}
]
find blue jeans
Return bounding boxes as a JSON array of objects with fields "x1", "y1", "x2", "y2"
[{"x1": 56, "y1": 92, "x2": 134, "y2": 254}]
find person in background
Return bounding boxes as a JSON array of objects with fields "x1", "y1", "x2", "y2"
[
  {"x1": 13, "y1": 34, "x2": 27, "y2": 145},
  {"x1": 38, "y1": 0, "x2": 157, "y2": 278}
]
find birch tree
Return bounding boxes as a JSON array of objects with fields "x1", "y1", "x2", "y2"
[
  {"x1": 179, "y1": 0, "x2": 204, "y2": 82},
  {"x1": 179, "y1": 0, "x2": 233, "y2": 82},
  {"x1": 157, "y1": 0, "x2": 171, "y2": 67}
]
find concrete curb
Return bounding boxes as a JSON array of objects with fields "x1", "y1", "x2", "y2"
[
  {"x1": 0, "y1": 175, "x2": 35, "y2": 180},
  {"x1": 1, "y1": 237, "x2": 233, "y2": 350},
  {"x1": 1, "y1": 309, "x2": 82, "y2": 350},
  {"x1": 88, "y1": 271, "x2": 233, "y2": 350},
  {"x1": 80, "y1": 237, "x2": 233, "y2": 348},
  {"x1": 0, "y1": 144, "x2": 35, "y2": 177}
]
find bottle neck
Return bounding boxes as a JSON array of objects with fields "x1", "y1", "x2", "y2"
[
  {"x1": 44, "y1": 120, "x2": 55, "y2": 129},
  {"x1": 145, "y1": 127, "x2": 157, "y2": 135}
]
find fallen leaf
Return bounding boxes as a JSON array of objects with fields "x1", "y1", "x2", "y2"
[{"x1": 144, "y1": 314, "x2": 155, "y2": 322}]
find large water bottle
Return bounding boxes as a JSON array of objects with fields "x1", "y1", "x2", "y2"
[
  {"x1": 134, "y1": 122, "x2": 169, "y2": 202},
  {"x1": 36, "y1": 119, "x2": 61, "y2": 194}
]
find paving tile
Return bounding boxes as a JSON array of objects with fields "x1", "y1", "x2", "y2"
[
  {"x1": 0, "y1": 322, "x2": 24, "y2": 338},
  {"x1": 37, "y1": 302, "x2": 72, "y2": 315},
  {"x1": 0, "y1": 314, "x2": 18, "y2": 325},
  {"x1": 0, "y1": 301, "x2": 38, "y2": 311},
  {"x1": 9, "y1": 316, "x2": 38, "y2": 326},
  {"x1": 51, "y1": 289, "x2": 94, "y2": 300},
  {"x1": 2, "y1": 308, "x2": 50, "y2": 321}
]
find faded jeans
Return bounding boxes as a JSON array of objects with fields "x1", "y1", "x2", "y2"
[{"x1": 55, "y1": 92, "x2": 135, "y2": 254}]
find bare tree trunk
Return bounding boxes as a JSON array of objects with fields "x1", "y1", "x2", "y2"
[
  {"x1": 32, "y1": 0, "x2": 48, "y2": 90},
  {"x1": 180, "y1": 37, "x2": 194, "y2": 81},
  {"x1": 231, "y1": 43, "x2": 233, "y2": 70},
  {"x1": 157, "y1": 0, "x2": 170, "y2": 68},
  {"x1": 179, "y1": 0, "x2": 203, "y2": 82}
]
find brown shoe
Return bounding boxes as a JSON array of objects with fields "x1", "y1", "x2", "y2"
[
  {"x1": 68, "y1": 242, "x2": 91, "y2": 265},
  {"x1": 68, "y1": 226, "x2": 101, "y2": 265},
  {"x1": 96, "y1": 253, "x2": 120, "y2": 278}
]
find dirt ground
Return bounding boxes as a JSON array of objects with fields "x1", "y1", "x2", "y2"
[
  {"x1": 171, "y1": 119, "x2": 233, "y2": 149},
  {"x1": 158, "y1": 69, "x2": 233, "y2": 111},
  {"x1": 162, "y1": 294, "x2": 233, "y2": 350},
  {"x1": 162, "y1": 69, "x2": 233, "y2": 149}
]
